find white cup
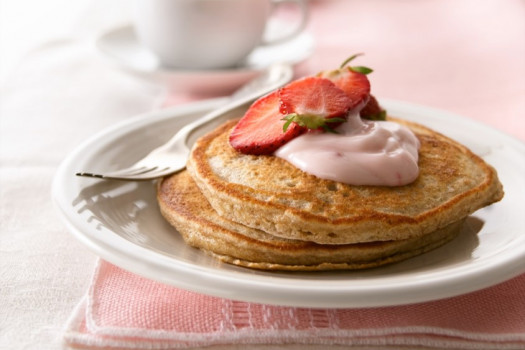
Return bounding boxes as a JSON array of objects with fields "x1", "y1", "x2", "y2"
[{"x1": 133, "y1": 0, "x2": 308, "y2": 70}]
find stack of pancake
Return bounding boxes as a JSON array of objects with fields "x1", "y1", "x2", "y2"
[{"x1": 157, "y1": 117, "x2": 503, "y2": 271}]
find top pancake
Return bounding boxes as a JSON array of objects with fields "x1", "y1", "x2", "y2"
[{"x1": 187, "y1": 117, "x2": 503, "y2": 244}]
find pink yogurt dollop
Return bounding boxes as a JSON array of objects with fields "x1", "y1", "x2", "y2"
[{"x1": 274, "y1": 113, "x2": 420, "y2": 186}]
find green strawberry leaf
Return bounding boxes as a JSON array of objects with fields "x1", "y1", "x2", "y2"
[
  {"x1": 364, "y1": 110, "x2": 387, "y2": 121},
  {"x1": 349, "y1": 66, "x2": 373, "y2": 75},
  {"x1": 282, "y1": 114, "x2": 346, "y2": 133},
  {"x1": 282, "y1": 117, "x2": 295, "y2": 132}
]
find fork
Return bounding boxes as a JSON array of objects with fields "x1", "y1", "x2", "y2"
[{"x1": 76, "y1": 63, "x2": 293, "y2": 181}]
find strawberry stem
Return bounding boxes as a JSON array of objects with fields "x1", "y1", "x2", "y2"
[
  {"x1": 340, "y1": 53, "x2": 364, "y2": 69},
  {"x1": 340, "y1": 53, "x2": 373, "y2": 75}
]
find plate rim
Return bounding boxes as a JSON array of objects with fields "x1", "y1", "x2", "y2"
[{"x1": 52, "y1": 98, "x2": 525, "y2": 308}]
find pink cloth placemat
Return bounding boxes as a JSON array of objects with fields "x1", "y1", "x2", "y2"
[{"x1": 64, "y1": 260, "x2": 525, "y2": 349}]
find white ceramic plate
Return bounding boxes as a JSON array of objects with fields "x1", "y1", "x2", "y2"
[
  {"x1": 95, "y1": 25, "x2": 314, "y2": 94},
  {"x1": 53, "y1": 99, "x2": 525, "y2": 308}
]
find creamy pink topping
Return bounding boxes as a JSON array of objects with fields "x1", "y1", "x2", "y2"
[{"x1": 274, "y1": 113, "x2": 420, "y2": 186}]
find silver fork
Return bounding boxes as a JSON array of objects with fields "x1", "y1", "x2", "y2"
[{"x1": 76, "y1": 63, "x2": 293, "y2": 181}]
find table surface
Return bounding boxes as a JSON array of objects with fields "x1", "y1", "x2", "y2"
[{"x1": 1, "y1": 0, "x2": 524, "y2": 349}]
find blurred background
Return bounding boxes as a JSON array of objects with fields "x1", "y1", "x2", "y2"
[
  {"x1": 2, "y1": 0, "x2": 524, "y2": 139},
  {"x1": 0, "y1": 0, "x2": 129, "y2": 81}
]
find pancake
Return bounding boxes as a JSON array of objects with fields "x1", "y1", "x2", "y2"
[
  {"x1": 187, "y1": 117, "x2": 503, "y2": 245},
  {"x1": 157, "y1": 171, "x2": 464, "y2": 271}
]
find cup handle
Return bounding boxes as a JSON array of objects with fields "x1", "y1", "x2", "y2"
[{"x1": 262, "y1": 0, "x2": 309, "y2": 46}]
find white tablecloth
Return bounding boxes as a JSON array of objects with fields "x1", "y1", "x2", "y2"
[{"x1": 1, "y1": 1, "x2": 162, "y2": 348}]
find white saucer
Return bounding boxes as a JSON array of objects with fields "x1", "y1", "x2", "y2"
[{"x1": 94, "y1": 24, "x2": 315, "y2": 94}]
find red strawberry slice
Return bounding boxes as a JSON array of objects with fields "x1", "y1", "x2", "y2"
[
  {"x1": 359, "y1": 95, "x2": 386, "y2": 120},
  {"x1": 279, "y1": 76, "x2": 352, "y2": 118},
  {"x1": 318, "y1": 67, "x2": 371, "y2": 110},
  {"x1": 229, "y1": 91, "x2": 305, "y2": 155},
  {"x1": 278, "y1": 76, "x2": 352, "y2": 132}
]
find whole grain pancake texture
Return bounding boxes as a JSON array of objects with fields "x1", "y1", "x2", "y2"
[
  {"x1": 158, "y1": 171, "x2": 464, "y2": 271},
  {"x1": 156, "y1": 114, "x2": 503, "y2": 271},
  {"x1": 185, "y1": 118, "x2": 503, "y2": 245}
]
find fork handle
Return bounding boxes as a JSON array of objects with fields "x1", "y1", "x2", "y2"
[{"x1": 151, "y1": 97, "x2": 252, "y2": 156}]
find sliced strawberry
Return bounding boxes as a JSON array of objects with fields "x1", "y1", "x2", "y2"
[
  {"x1": 279, "y1": 76, "x2": 352, "y2": 117},
  {"x1": 359, "y1": 95, "x2": 386, "y2": 121},
  {"x1": 278, "y1": 76, "x2": 352, "y2": 132},
  {"x1": 318, "y1": 67, "x2": 370, "y2": 110},
  {"x1": 229, "y1": 91, "x2": 305, "y2": 155}
]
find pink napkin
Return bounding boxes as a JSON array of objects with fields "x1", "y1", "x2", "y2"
[{"x1": 65, "y1": 260, "x2": 525, "y2": 349}]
